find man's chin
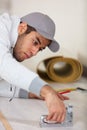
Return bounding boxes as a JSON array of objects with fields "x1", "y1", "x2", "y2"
[
  {"x1": 15, "y1": 55, "x2": 32, "y2": 62},
  {"x1": 16, "y1": 59, "x2": 23, "y2": 62},
  {"x1": 15, "y1": 57, "x2": 24, "y2": 62}
]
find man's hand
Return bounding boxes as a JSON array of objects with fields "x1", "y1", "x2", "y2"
[
  {"x1": 40, "y1": 85, "x2": 68, "y2": 123},
  {"x1": 29, "y1": 86, "x2": 69, "y2": 123},
  {"x1": 56, "y1": 92, "x2": 69, "y2": 100}
]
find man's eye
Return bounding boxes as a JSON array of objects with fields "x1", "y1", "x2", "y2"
[
  {"x1": 33, "y1": 39, "x2": 39, "y2": 46},
  {"x1": 39, "y1": 47, "x2": 45, "y2": 51},
  {"x1": 39, "y1": 48, "x2": 43, "y2": 51}
]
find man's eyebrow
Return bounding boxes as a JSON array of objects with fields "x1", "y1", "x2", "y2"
[{"x1": 36, "y1": 37, "x2": 41, "y2": 44}]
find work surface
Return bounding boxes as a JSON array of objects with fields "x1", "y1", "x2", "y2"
[{"x1": 0, "y1": 78, "x2": 87, "y2": 130}]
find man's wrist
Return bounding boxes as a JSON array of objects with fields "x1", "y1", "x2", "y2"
[{"x1": 40, "y1": 85, "x2": 56, "y2": 99}]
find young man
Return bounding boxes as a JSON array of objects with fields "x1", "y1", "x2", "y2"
[{"x1": 0, "y1": 12, "x2": 69, "y2": 123}]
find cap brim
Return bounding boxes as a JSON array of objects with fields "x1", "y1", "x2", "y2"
[
  {"x1": 48, "y1": 40, "x2": 60, "y2": 52},
  {"x1": 35, "y1": 28, "x2": 60, "y2": 52}
]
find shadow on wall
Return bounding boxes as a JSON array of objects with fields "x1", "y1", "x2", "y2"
[
  {"x1": 82, "y1": 66, "x2": 87, "y2": 78},
  {"x1": 0, "y1": 0, "x2": 11, "y2": 13},
  {"x1": 78, "y1": 53, "x2": 87, "y2": 78}
]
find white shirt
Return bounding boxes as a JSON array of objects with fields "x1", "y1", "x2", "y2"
[{"x1": 0, "y1": 13, "x2": 46, "y2": 96}]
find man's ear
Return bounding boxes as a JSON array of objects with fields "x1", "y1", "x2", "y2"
[{"x1": 18, "y1": 22, "x2": 27, "y2": 35}]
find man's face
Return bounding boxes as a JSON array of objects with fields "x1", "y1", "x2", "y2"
[{"x1": 13, "y1": 31, "x2": 50, "y2": 62}]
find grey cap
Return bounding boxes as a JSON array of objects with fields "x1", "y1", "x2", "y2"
[{"x1": 21, "y1": 12, "x2": 60, "y2": 52}]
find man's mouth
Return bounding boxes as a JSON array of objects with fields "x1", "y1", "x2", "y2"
[{"x1": 24, "y1": 52, "x2": 32, "y2": 59}]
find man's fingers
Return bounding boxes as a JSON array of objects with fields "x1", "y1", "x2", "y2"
[
  {"x1": 47, "y1": 113, "x2": 58, "y2": 121},
  {"x1": 57, "y1": 93, "x2": 69, "y2": 100},
  {"x1": 46, "y1": 109, "x2": 66, "y2": 123},
  {"x1": 46, "y1": 113, "x2": 53, "y2": 120}
]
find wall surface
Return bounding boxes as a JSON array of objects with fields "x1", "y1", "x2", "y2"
[{"x1": 0, "y1": 0, "x2": 87, "y2": 71}]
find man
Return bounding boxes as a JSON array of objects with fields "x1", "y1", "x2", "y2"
[{"x1": 0, "y1": 12, "x2": 69, "y2": 123}]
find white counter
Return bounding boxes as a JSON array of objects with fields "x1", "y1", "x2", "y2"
[{"x1": 0, "y1": 77, "x2": 87, "y2": 130}]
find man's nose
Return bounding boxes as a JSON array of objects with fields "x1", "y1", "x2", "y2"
[{"x1": 32, "y1": 47, "x2": 39, "y2": 56}]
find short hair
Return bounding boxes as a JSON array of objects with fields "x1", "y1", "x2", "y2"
[{"x1": 25, "y1": 24, "x2": 36, "y2": 34}]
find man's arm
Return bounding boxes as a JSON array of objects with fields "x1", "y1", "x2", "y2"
[
  {"x1": 29, "y1": 88, "x2": 69, "y2": 100},
  {"x1": 28, "y1": 85, "x2": 69, "y2": 123},
  {"x1": 40, "y1": 85, "x2": 66, "y2": 122}
]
